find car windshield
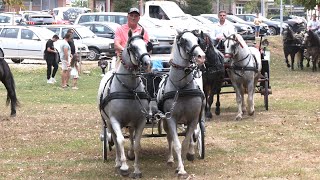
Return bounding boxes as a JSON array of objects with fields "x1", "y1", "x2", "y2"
[
  {"x1": 229, "y1": 15, "x2": 246, "y2": 23},
  {"x1": 75, "y1": 26, "x2": 96, "y2": 38},
  {"x1": 139, "y1": 18, "x2": 157, "y2": 28},
  {"x1": 161, "y1": 3, "x2": 185, "y2": 18},
  {"x1": 35, "y1": 27, "x2": 56, "y2": 40},
  {"x1": 194, "y1": 16, "x2": 214, "y2": 24}
]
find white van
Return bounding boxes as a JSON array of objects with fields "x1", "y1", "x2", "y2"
[{"x1": 73, "y1": 12, "x2": 128, "y2": 25}]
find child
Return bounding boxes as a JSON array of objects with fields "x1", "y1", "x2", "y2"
[{"x1": 70, "y1": 54, "x2": 79, "y2": 90}]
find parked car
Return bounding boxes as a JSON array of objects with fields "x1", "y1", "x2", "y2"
[
  {"x1": 53, "y1": 7, "x2": 91, "y2": 24},
  {"x1": 42, "y1": 24, "x2": 115, "y2": 60},
  {"x1": 270, "y1": 15, "x2": 306, "y2": 33},
  {"x1": 195, "y1": 15, "x2": 255, "y2": 40},
  {"x1": 20, "y1": 13, "x2": 56, "y2": 25},
  {"x1": 0, "y1": 25, "x2": 89, "y2": 63},
  {"x1": 74, "y1": 12, "x2": 128, "y2": 25},
  {"x1": 74, "y1": 12, "x2": 163, "y2": 46},
  {"x1": 235, "y1": 14, "x2": 289, "y2": 35},
  {"x1": 80, "y1": 21, "x2": 120, "y2": 39},
  {"x1": 0, "y1": 13, "x2": 20, "y2": 25}
]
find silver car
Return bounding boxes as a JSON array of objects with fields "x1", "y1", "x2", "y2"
[
  {"x1": 42, "y1": 24, "x2": 115, "y2": 60},
  {"x1": 0, "y1": 25, "x2": 89, "y2": 63}
]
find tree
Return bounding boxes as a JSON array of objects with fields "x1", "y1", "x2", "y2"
[
  {"x1": 294, "y1": 0, "x2": 320, "y2": 10},
  {"x1": 244, "y1": 0, "x2": 260, "y2": 14},
  {"x1": 184, "y1": 0, "x2": 212, "y2": 15},
  {"x1": 3, "y1": 0, "x2": 24, "y2": 11},
  {"x1": 113, "y1": 0, "x2": 136, "y2": 12}
]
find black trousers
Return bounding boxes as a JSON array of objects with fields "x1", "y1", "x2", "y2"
[{"x1": 46, "y1": 55, "x2": 58, "y2": 80}]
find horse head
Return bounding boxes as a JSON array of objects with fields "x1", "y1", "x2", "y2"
[
  {"x1": 175, "y1": 30, "x2": 206, "y2": 66},
  {"x1": 223, "y1": 34, "x2": 245, "y2": 60},
  {"x1": 121, "y1": 28, "x2": 151, "y2": 72}
]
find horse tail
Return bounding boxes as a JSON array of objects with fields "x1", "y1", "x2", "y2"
[
  {"x1": 1, "y1": 59, "x2": 19, "y2": 107},
  {"x1": 296, "y1": 50, "x2": 302, "y2": 64}
]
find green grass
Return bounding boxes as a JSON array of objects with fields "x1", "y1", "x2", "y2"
[{"x1": 1, "y1": 36, "x2": 320, "y2": 179}]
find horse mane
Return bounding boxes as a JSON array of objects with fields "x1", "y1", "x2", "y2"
[
  {"x1": 235, "y1": 33, "x2": 248, "y2": 48},
  {"x1": 283, "y1": 27, "x2": 302, "y2": 44},
  {"x1": 307, "y1": 30, "x2": 320, "y2": 46}
]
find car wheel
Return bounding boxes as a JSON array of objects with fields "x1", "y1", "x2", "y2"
[
  {"x1": 88, "y1": 47, "x2": 100, "y2": 61},
  {"x1": 11, "y1": 59, "x2": 24, "y2": 63},
  {"x1": 269, "y1": 27, "x2": 277, "y2": 36}
]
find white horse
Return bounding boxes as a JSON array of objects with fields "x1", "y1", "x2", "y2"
[
  {"x1": 157, "y1": 30, "x2": 206, "y2": 178},
  {"x1": 97, "y1": 29, "x2": 151, "y2": 178},
  {"x1": 223, "y1": 33, "x2": 262, "y2": 120}
]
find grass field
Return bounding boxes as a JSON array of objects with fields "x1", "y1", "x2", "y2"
[{"x1": 1, "y1": 36, "x2": 320, "y2": 179}]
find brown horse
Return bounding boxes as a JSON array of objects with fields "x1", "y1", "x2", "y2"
[
  {"x1": 302, "y1": 30, "x2": 320, "y2": 72},
  {"x1": 0, "y1": 57, "x2": 18, "y2": 117}
]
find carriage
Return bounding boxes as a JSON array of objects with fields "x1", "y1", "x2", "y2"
[{"x1": 97, "y1": 30, "x2": 271, "y2": 177}]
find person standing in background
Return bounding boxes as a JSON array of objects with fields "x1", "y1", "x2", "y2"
[
  {"x1": 60, "y1": 33, "x2": 72, "y2": 88},
  {"x1": 45, "y1": 34, "x2": 59, "y2": 84},
  {"x1": 254, "y1": 13, "x2": 262, "y2": 37}
]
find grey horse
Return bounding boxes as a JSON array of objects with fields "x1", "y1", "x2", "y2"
[
  {"x1": 157, "y1": 31, "x2": 206, "y2": 178},
  {"x1": 98, "y1": 29, "x2": 151, "y2": 178},
  {"x1": 224, "y1": 33, "x2": 262, "y2": 120}
]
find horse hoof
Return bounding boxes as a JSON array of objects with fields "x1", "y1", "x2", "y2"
[
  {"x1": 119, "y1": 169, "x2": 130, "y2": 177},
  {"x1": 10, "y1": 113, "x2": 16, "y2": 117},
  {"x1": 205, "y1": 112, "x2": 212, "y2": 119},
  {"x1": 186, "y1": 153, "x2": 194, "y2": 162},
  {"x1": 248, "y1": 111, "x2": 255, "y2": 116},
  {"x1": 287, "y1": 64, "x2": 291, "y2": 68},
  {"x1": 167, "y1": 161, "x2": 174, "y2": 167},
  {"x1": 215, "y1": 110, "x2": 220, "y2": 116},
  {"x1": 178, "y1": 173, "x2": 189, "y2": 179},
  {"x1": 235, "y1": 116, "x2": 242, "y2": 121},
  {"x1": 130, "y1": 172, "x2": 142, "y2": 179}
]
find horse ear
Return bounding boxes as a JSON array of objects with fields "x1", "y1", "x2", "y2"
[
  {"x1": 128, "y1": 29, "x2": 132, "y2": 38},
  {"x1": 141, "y1": 28, "x2": 144, "y2": 36},
  {"x1": 200, "y1": 31, "x2": 204, "y2": 38}
]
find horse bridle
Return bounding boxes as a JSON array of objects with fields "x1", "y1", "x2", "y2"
[
  {"x1": 169, "y1": 31, "x2": 200, "y2": 72},
  {"x1": 121, "y1": 35, "x2": 150, "y2": 71}
]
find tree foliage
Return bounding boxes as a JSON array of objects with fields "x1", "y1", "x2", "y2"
[
  {"x1": 184, "y1": 0, "x2": 212, "y2": 15},
  {"x1": 113, "y1": 0, "x2": 136, "y2": 12},
  {"x1": 293, "y1": 0, "x2": 320, "y2": 10},
  {"x1": 3, "y1": 0, "x2": 23, "y2": 6}
]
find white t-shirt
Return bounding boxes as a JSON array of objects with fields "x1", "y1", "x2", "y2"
[
  {"x1": 307, "y1": 20, "x2": 319, "y2": 31},
  {"x1": 212, "y1": 21, "x2": 236, "y2": 40}
]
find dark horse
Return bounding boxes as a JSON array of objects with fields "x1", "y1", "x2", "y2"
[
  {"x1": 282, "y1": 27, "x2": 304, "y2": 70},
  {"x1": 302, "y1": 30, "x2": 320, "y2": 72},
  {"x1": 196, "y1": 32, "x2": 225, "y2": 118},
  {"x1": 0, "y1": 58, "x2": 18, "y2": 117}
]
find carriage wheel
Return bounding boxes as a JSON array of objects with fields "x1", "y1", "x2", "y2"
[
  {"x1": 196, "y1": 122, "x2": 205, "y2": 159},
  {"x1": 264, "y1": 72, "x2": 269, "y2": 111},
  {"x1": 102, "y1": 127, "x2": 108, "y2": 162}
]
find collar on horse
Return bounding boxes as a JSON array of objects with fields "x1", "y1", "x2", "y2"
[{"x1": 228, "y1": 53, "x2": 259, "y2": 77}]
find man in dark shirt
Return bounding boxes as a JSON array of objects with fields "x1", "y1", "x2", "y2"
[{"x1": 45, "y1": 34, "x2": 59, "y2": 84}]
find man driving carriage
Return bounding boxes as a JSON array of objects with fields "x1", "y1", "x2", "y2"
[{"x1": 211, "y1": 10, "x2": 236, "y2": 49}]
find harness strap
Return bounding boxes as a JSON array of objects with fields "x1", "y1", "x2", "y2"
[
  {"x1": 100, "y1": 92, "x2": 150, "y2": 110},
  {"x1": 158, "y1": 88, "x2": 204, "y2": 112}
]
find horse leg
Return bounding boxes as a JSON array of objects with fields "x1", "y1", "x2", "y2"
[
  {"x1": 204, "y1": 85, "x2": 213, "y2": 118},
  {"x1": 299, "y1": 49, "x2": 304, "y2": 70},
  {"x1": 127, "y1": 127, "x2": 135, "y2": 161},
  {"x1": 107, "y1": 121, "x2": 121, "y2": 169},
  {"x1": 163, "y1": 120, "x2": 174, "y2": 166},
  {"x1": 247, "y1": 81, "x2": 256, "y2": 116},
  {"x1": 131, "y1": 121, "x2": 145, "y2": 178},
  {"x1": 290, "y1": 53, "x2": 295, "y2": 70},
  {"x1": 184, "y1": 120, "x2": 198, "y2": 162},
  {"x1": 234, "y1": 83, "x2": 244, "y2": 121},
  {"x1": 215, "y1": 90, "x2": 221, "y2": 115},
  {"x1": 110, "y1": 118, "x2": 129, "y2": 176},
  {"x1": 3, "y1": 78, "x2": 17, "y2": 117},
  {"x1": 285, "y1": 53, "x2": 290, "y2": 68},
  {"x1": 166, "y1": 117, "x2": 187, "y2": 177}
]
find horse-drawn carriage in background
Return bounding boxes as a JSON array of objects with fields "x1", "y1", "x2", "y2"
[{"x1": 97, "y1": 30, "x2": 271, "y2": 178}]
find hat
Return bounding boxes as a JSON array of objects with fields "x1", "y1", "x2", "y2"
[{"x1": 128, "y1": 7, "x2": 140, "y2": 15}]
